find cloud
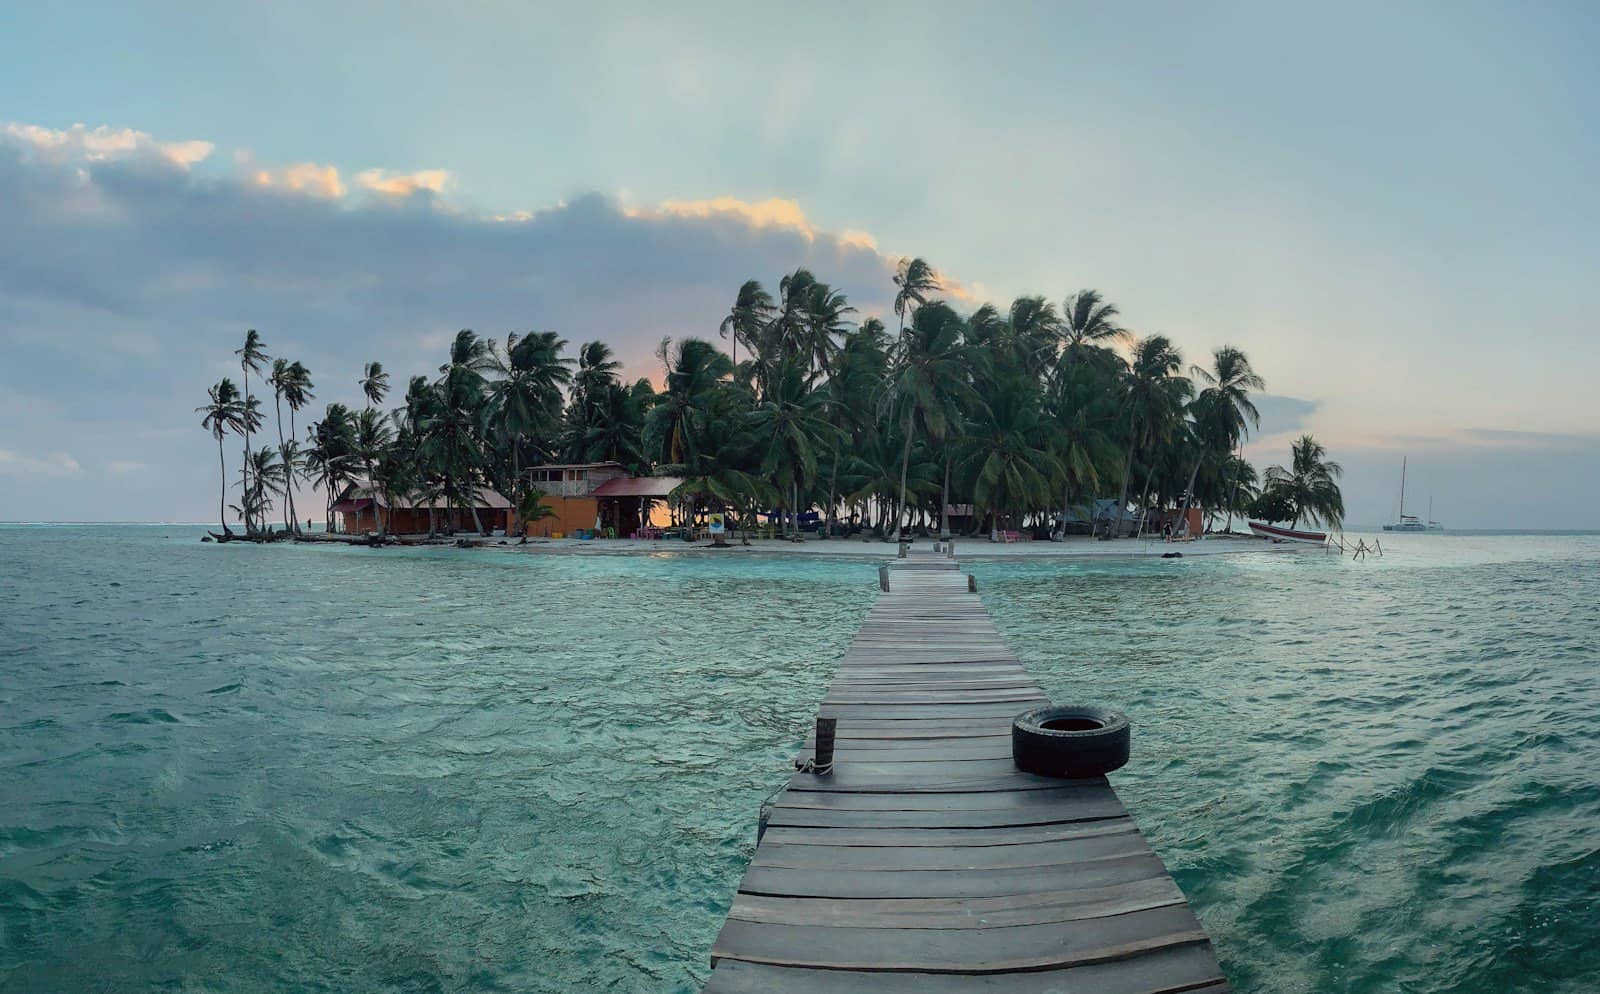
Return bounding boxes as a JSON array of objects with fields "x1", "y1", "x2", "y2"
[
  {"x1": 1249, "y1": 394, "x2": 1321, "y2": 440},
  {"x1": 1456, "y1": 428, "x2": 1598, "y2": 449},
  {"x1": 2, "y1": 121, "x2": 213, "y2": 168},
  {"x1": 0, "y1": 449, "x2": 82, "y2": 477},
  {"x1": 251, "y1": 161, "x2": 346, "y2": 198},
  {"x1": 356, "y1": 168, "x2": 451, "y2": 197},
  {"x1": 627, "y1": 196, "x2": 821, "y2": 238},
  {"x1": 0, "y1": 121, "x2": 904, "y2": 521}
]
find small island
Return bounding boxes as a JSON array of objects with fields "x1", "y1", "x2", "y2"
[{"x1": 198, "y1": 260, "x2": 1342, "y2": 552}]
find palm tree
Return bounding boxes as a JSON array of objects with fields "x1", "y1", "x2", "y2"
[
  {"x1": 517, "y1": 487, "x2": 559, "y2": 539},
  {"x1": 892, "y1": 257, "x2": 940, "y2": 336},
  {"x1": 886, "y1": 302, "x2": 979, "y2": 541},
  {"x1": 1113, "y1": 335, "x2": 1191, "y2": 537},
  {"x1": 235, "y1": 446, "x2": 285, "y2": 530},
  {"x1": 959, "y1": 384, "x2": 1062, "y2": 539},
  {"x1": 360, "y1": 361, "x2": 390, "y2": 408},
  {"x1": 802, "y1": 281, "x2": 855, "y2": 379},
  {"x1": 197, "y1": 379, "x2": 244, "y2": 535},
  {"x1": 750, "y1": 357, "x2": 845, "y2": 537},
  {"x1": 489, "y1": 331, "x2": 571, "y2": 521},
  {"x1": 1057, "y1": 290, "x2": 1126, "y2": 369},
  {"x1": 573, "y1": 341, "x2": 621, "y2": 405},
  {"x1": 1006, "y1": 296, "x2": 1061, "y2": 380},
  {"x1": 234, "y1": 330, "x2": 269, "y2": 532},
  {"x1": 645, "y1": 338, "x2": 733, "y2": 469},
  {"x1": 1264, "y1": 435, "x2": 1345, "y2": 529},
  {"x1": 1173, "y1": 346, "x2": 1264, "y2": 537},
  {"x1": 718, "y1": 279, "x2": 774, "y2": 370},
  {"x1": 304, "y1": 404, "x2": 356, "y2": 533},
  {"x1": 352, "y1": 407, "x2": 394, "y2": 534},
  {"x1": 1047, "y1": 363, "x2": 1122, "y2": 534},
  {"x1": 268, "y1": 359, "x2": 293, "y2": 532},
  {"x1": 281, "y1": 362, "x2": 315, "y2": 533}
]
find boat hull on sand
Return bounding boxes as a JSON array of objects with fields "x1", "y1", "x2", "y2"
[{"x1": 1248, "y1": 521, "x2": 1327, "y2": 545}]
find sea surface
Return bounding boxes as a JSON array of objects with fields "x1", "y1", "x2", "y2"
[{"x1": 1, "y1": 526, "x2": 1596, "y2": 993}]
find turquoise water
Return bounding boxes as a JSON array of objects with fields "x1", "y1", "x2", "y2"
[{"x1": 1, "y1": 527, "x2": 1596, "y2": 992}]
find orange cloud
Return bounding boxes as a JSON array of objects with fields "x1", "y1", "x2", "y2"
[
  {"x1": 356, "y1": 168, "x2": 451, "y2": 197},
  {"x1": 625, "y1": 195, "x2": 831, "y2": 240},
  {"x1": 838, "y1": 229, "x2": 878, "y2": 251},
  {"x1": 252, "y1": 162, "x2": 346, "y2": 199},
  {"x1": 3, "y1": 122, "x2": 213, "y2": 168}
]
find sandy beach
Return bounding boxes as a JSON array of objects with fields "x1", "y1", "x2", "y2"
[{"x1": 478, "y1": 532, "x2": 1311, "y2": 559}]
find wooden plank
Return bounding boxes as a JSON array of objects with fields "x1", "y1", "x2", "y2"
[
  {"x1": 768, "y1": 781, "x2": 1117, "y2": 811},
  {"x1": 756, "y1": 817, "x2": 1138, "y2": 848},
  {"x1": 751, "y1": 831, "x2": 1149, "y2": 870},
  {"x1": 737, "y1": 853, "x2": 1173, "y2": 900},
  {"x1": 702, "y1": 945, "x2": 1226, "y2": 993},
  {"x1": 711, "y1": 905, "x2": 1208, "y2": 972},
  {"x1": 727, "y1": 875, "x2": 1186, "y2": 928}
]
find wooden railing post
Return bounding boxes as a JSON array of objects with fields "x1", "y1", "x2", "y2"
[
  {"x1": 878, "y1": 565, "x2": 890, "y2": 592},
  {"x1": 812, "y1": 717, "x2": 837, "y2": 776}
]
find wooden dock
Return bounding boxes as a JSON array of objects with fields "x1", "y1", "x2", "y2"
[{"x1": 701, "y1": 554, "x2": 1228, "y2": 993}]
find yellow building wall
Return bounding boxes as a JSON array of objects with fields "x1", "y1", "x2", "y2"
[{"x1": 520, "y1": 496, "x2": 599, "y2": 537}]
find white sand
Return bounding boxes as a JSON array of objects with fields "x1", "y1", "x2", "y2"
[{"x1": 484, "y1": 532, "x2": 1310, "y2": 559}]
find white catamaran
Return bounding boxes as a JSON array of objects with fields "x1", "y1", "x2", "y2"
[{"x1": 1383, "y1": 457, "x2": 1444, "y2": 532}]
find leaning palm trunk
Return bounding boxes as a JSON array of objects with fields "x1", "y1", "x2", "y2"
[
  {"x1": 241, "y1": 372, "x2": 252, "y2": 535},
  {"x1": 273, "y1": 394, "x2": 292, "y2": 534},
  {"x1": 893, "y1": 414, "x2": 915, "y2": 542},
  {"x1": 216, "y1": 435, "x2": 231, "y2": 535},
  {"x1": 940, "y1": 458, "x2": 951, "y2": 539},
  {"x1": 1113, "y1": 446, "x2": 1136, "y2": 538},
  {"x1": 1223, "y1": 444, "x2": 1243, "y2": 533},
  {"x1": 1134, "y1": 463, "x2": 1159, "y2": 539},
  {"x1": 288, "y1": 410, "x2": 302, "y2": 535},
  {"x1": 465, "y1": 478, "x2": 486, "y2": 535}
]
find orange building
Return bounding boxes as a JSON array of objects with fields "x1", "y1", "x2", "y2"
[{"x1": 516, "y1": 463, "x2": 682, "y2": 537}]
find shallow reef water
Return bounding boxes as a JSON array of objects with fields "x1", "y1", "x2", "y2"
[{"x1": 1, "y1": 526, "x2": 1596, "y2": 992}]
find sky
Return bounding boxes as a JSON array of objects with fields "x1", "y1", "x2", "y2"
[{"x1": 2, "y1": 1, "x2": 1598, "y2": 527}]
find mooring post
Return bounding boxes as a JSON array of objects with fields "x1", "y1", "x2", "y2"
[
  {"x1": 946, "y1": 539, "x2": 955, "y2": 559},
  {"x1": 812, "y1": 717, "x2": 837, "y2": 776},
  {"x1": 897, "y1": 541, "x2": 908, "y2": 558},
  {"x1": 968, "y1": 573, "x2": 977, "y2": 592},
  {"x1": 878, "y1": 565, "x2": 890, "y2": 592}
]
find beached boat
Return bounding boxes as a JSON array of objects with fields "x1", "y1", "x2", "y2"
[
  {"x1": 1384, "y1": 458, "x2": 1444, "y2": 532},
  {"x1": 1247, "y1": 520, "x2": 1328, "y2": 545}
]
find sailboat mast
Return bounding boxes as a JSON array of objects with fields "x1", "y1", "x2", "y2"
[{"x1": 1399, "y1": 457, "x2": 1407, "y2": 518}]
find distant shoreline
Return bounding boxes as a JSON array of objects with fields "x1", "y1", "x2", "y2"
[{"x1": 7, "y1": 522, "x2": 1600, "y2": 536}]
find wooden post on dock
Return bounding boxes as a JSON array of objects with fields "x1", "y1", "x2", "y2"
[
  {"x1": 877, "y1": 565, "x2": 890, "y2": 592},
  {"x1": 811, "y1": 717, "x2": 837, "y2": 775},
  {"x1": 897, "y1": 541, "x2": 908, "y2": 558},
  {"x1": 967, "y1": 573, "x2": 977, "y2": 592},
  {"x1": 946, "y1": 539, "x2": 955, "y2": 558}
]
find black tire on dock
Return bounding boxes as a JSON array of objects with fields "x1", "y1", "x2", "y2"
[{"x1": 1011, "y1": 705, "x2": 1130, "y2": 777}]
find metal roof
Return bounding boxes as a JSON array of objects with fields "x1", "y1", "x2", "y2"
[
  {"x1": 590, "y1": 476, "x2": 684, "y2": 498},
  {"x1": 337, "y1": 484, "x2": 512, "y2": 510}
]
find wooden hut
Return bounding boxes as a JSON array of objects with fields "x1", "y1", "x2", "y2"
[{"x1": 331, "y1": 484, "x2": 513, "y2": 535}]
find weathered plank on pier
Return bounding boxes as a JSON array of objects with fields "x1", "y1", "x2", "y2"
[{"x1": 701, "y1": 554, "x2": 1228, "y2": 993}]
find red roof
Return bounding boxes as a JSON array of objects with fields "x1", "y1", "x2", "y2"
[{"x1": 591, "y1": 476, "x2": 684, "y2": 498}]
